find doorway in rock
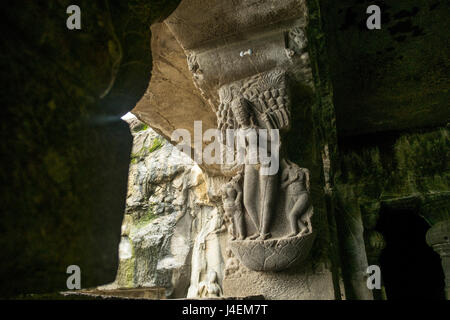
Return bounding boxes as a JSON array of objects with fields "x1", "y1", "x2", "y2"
[{"x1": 376, "y1": 208, "x2": 445, "y2": 300}]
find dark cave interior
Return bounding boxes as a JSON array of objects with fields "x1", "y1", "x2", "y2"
[{"x1": 377, "y1": 208, "x2": 445, "y2": 300}]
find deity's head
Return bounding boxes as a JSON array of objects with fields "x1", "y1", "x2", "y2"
[
  {"x1": 207, "y1": 270, "x2": 218, "y2": 283},
  {"x1": 282, "y1": 164, "x2": 308, "y2": 189},
  {"x1": 221, "y1": 183, "x2": 237, "y2": 200},
  {"x1": 231, "y1": 97, "x2": 251, "y2": 128}
]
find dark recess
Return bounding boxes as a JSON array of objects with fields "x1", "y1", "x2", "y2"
[{"x1": 376, "y1": 208, "x2": 445, "y2": 300}]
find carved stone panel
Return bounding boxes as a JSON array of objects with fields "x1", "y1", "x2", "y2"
[
  {"x1": 163, "y1": 1, "x2": 316, "y2": 273},
  {"x1": 217, "y1": 69, "x2": 315, "y2": 271}
]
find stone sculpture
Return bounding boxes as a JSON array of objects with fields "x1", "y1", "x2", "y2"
[
  {"x1": 215, "y1": 69, "x2": 315, "y2": 271},
  {"x1": 198, "y1": 270, "x2": 223, "y2": 298},
  {"x1": 229, "y1": 97, "x2": 278, "y2": 241},
  {"x1": 281, "y1": 159, "x2": 313, "y2": 237},
  {"x1": 187, "y1": 208, "x2": 224, "y2": 298},
  {"x1": 221, "y1": 172, "x2": 248, "y2": 240}
]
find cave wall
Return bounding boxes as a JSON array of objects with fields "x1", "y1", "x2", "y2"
[
  {"x1": 0, "y1": 0, "x2": 180, "y2": 297},
  {"x1": 334, "y1": 127, "x2": 449, "y2": 299},
  {"x1": 104, "y1": 118, "x2": 227, "y2": 298},
  {"x1": 316, "y1": 0, "x2": 450, "y2": 299},
  {"x1": 321, "y1": 0, "x2": 449, "y2": 136},
  {"x1": 1, "y1": 0, "x2": 448, "y2": 300}
]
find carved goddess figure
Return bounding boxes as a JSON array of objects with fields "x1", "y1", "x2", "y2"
[
  {"x1": 187, "y1": 209, "x2": 224, "y2": 298},
  {"x1": 221, "y1": 172, "x2": 246, "y2": 240},
  {"x1": 281, "y1": 159, "x2": 312, "y2": 237},
  {"x1": 230, "y1": 97, "x2": 279, "y2": 240}
]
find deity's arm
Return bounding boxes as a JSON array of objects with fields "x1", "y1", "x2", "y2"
[
  {"x1": 281, "y1": 179, "x2": 290, "y2": 189},
  {"x1": 281, "y1": 171, "x2": 299, "y2": 188},
  {"x1": 212, "y1": 224, "x2": 227, "y2": 235}
]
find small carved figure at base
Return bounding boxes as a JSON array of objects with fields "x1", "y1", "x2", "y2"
[
  {"x1": 222, "y1": 173, "x2": 246, "y2": 240},
  {"x1": 198, "y1": 270, "x2": 223, "y2": 298},
  {"x1": 224, "y1": 248, "x2": 241, "y2": 277}
]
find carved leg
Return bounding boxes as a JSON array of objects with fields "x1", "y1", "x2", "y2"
[
  {"x1": 287, "y1": 193, "x2": 310, "y2": 237},
  {"x1": 297, "y1": 221, "x2": 309, "y2": 235},
  {"x1": 259, "y1": 168, "x2": 278, "y2": 240},
  {"x1": 426, "y1": 219, "x2": 450, "y2": 299},
  {"x1": 243, "y1": 164, "x2": 260, "y2": 238},
  {"x1": 234, "y1": 212, "x2": 246, "y2": 240},
  {"x1": 288, "y1": 215, "x2": 299, "y2": 237},
  {"x1": 228, "y1": 224, "x2": 236, "y2": 240}
]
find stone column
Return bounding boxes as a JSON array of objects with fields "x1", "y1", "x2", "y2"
[
  {"x1": 364, "y1": 230, "x2": 387, "y2": 300},
  {"x1": 426, "y1": 219, "x2": 450, "y2": 299},
  {"x1": 132, "y1": 0, "x2": 342, "y2": 299},
  {"x1": 164, "y1": 0, "x2": 337, "y2": 299},
  {"x1": 361, "y1": 201, "x2": 386, "y2": 300}
]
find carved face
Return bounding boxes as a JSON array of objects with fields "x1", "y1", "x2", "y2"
[
  {"x1": 207, "y1": 270, "x2": 217, "y2": 283},
  {"x1": 282, "y1": 166, "x2": 297, "y2": 181},
  {"x1": 283, "y1": 166, "x2": 307, "y2": 188}
]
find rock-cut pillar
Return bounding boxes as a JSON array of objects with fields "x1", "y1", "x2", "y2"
[{"x1": 426, "y1": 219, "x2": 450, "y2": 299}]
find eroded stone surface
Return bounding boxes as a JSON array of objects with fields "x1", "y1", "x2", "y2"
[
  {"x1": 131, "y1": 0, "x2": 335, "y2": 298},
  {"x1": 223, "y1": 259, "x2": 337, "y2": 300},
  {"x1": 132, "y1": 23, "x2": 219, "y2": 173},
  {"x1": 229, "y1": 233, "x2": 316, "y2": 271},
  {"x1": 103, "y1": 118, "x2": 227, "y2": 298}
]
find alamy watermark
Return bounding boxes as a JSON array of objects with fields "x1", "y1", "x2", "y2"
[
  {"x1": 66, "y1": 265, "x2": 81, "y2": 290},
  {"x1": 66, "y1": 4, "x2": 381, "y2": 31},
  {"x1": 66, "y1": 5, "x2": 81, "y2": 30},
  {"x1": 170, "y1": 121, "x2": 280, "y2": 175},
  {"x1": 366, "y1": 5, "x2": 381, "y2": 30},
  {"x1": 366, "y1": 265, "x2": 381, "y2": 290}
]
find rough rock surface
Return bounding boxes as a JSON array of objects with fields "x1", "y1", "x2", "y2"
[
  {"x1": 223, "y1": 249, "x2": 339, "y2": 300},
  {"x1": 322, "y1": 0, "x2": 450, "y2": 136},
  {"x1": 229, "y1": 232, "x2": 316, "y2": 272},
  {"x1": 102, "y1": 118, "x2": 226, "y2": 298},
  {"x1": 133, "y1": 22, "x2": 219, "y2": 174}
]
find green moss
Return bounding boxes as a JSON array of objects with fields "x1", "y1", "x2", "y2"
[
  {"x1": 132, "y1": 123, "x2": 149, "y2": 133},
  {"x1": 395, "y1": 129, "x2": 449, "y2": 176},
  {"x1": 129, "y1": 137, "x2": 164, "y2": 164},
  {"x1": 135, "y1": 205, "x2": 157, "y2": 228},
  {"x1": 147, "y1": 137, "x2": 164, "y2": 153},
  {"x1": 336, "y1": 127, "x2": 450, "y2": 228},
  {"x1": 116, "y1": 256, "x2": 135, "y2": 288},
  {"x1": 390, "y1": 128, "x2": 450, "y2": 194}
]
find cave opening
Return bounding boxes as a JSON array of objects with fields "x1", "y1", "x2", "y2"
[{"x1": 376, "y1": 208, "x2": 445, "y2": 300}]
